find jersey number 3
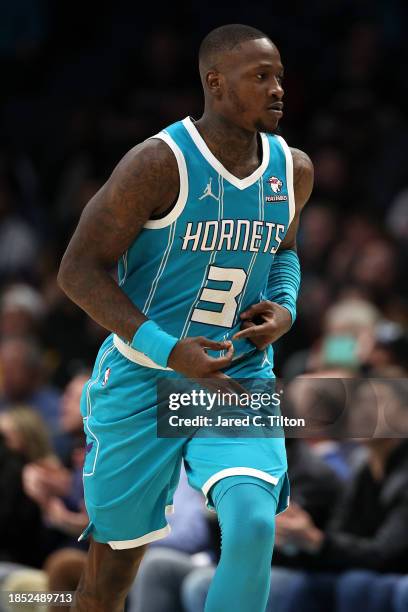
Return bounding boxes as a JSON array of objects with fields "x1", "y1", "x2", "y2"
[{"x1": 191, "y1": 265, "x2": 247, "y2": 328}]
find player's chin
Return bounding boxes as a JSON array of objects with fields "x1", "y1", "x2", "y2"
[{"x1": 254, "y1": 114, "x2": 281, "y2": 134}]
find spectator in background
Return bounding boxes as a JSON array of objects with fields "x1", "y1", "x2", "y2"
[
  {"x1": 281, "y1": 296, "x2": 381, "y2": 377},
  {"x1": 0, "y1": 429, "x2": 48, "y2": 570},
  {"x1": 319, "y1": 297, "x2": 380, "y2": 370},
  {"x1": 0, "y1": 568, "x2": 48, "y2": 612},
  {"x1": 0, "y1": 406, "x2": 56, "y2": 464},
  {"x1": 0, "y1": 404, "x2": 86, "y2": 565},
  {"x1": 0, "y1": 375, "x2": 89, "y2": 611},
  {"x1": 39, "y1": 367, "x2": 89, "y2": 543},
  {"x1": 364, "y1": 321, "x2": 408, "y2": 374},
  {"x1": 285, "y1": 373, "x2": 367, "y2": 480},
  {"x1": 0, "y1": 284, "x2": 45, "y2": 339},
  {"x1": 54, "y1": 370, "x2": 90, "y2": 467},
  {"x1": 44, "y1": 548, "x2": 87, "y2": 612},
  {"x1": 0, "y1": 177, "x2": 38, "y2": 282},
  {"x1": 0, "y1": 336, "x2": 62, "y2": 448},
  {"x1": 21, "y1": 372, "x2": 89, "y2": 545}
]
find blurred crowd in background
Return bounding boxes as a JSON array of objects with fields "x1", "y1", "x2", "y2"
[{"x1": 0, "y1": 1, "x2": 407, "y2": 611}]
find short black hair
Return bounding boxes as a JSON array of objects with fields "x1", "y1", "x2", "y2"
[{"x1": 199, "y1": 24, "x2": 270, "y2": 70}]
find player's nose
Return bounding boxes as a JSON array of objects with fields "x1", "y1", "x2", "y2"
[{"x1": 268, "y1": 78, "x2": 284, "y2": 99}]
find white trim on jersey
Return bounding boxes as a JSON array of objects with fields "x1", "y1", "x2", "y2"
[
  {"x1": 182, "y1": 117, "x2": 270, "y2": 190},
  {"x1": 107, "y1": 511, "x2": 174, "y2": 550},
  {"x1": 142, "y1": 222, "x2": 176, "y2": 315},
  {"x1": 144, "y1": 131, "x2": 189, "y2": 229},
  {"x1": 106, "y1": 505, "x2": 174, "y2": 549},
  {"x1": 113, "y1": 333, "x2": 172, "y2": 370},
  {"x1": 275, "y1": 135, "x2": 296, "y2": 226}
]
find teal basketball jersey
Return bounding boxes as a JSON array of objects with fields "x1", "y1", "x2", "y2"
[{"x1": 115, "y1": 116, "x2": 295, "y2": 368}]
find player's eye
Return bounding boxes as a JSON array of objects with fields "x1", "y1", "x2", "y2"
[
  {"x1": 277, "y1": 75, "x2": 284, "y2": 84},
  {"x1": 256, "y1": 73, "x2": 266, "y2": 80}
]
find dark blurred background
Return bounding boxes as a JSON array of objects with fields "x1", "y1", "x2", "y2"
[{"x1": 0, "y1": 2, "x2": 407, "y2": 610}]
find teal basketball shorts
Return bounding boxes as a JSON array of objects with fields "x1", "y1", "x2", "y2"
[{"x1": 78, "y1": 334, "x2": 290, "y2": 549}]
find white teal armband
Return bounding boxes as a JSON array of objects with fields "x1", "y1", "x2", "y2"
[{"x1": 131, "y1": 320, "x2": 179, "y2": 368}]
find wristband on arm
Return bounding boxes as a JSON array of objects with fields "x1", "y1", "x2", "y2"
[
  {"x1": 131, "y1": 320, "x2": 179, "y2": 368},
  {"x1": 266, "y1": 249, "x2": 301, "y2": 326}
]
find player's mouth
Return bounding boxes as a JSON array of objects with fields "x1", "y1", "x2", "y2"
[{"x1": 267, "y1": 102, "x2": 284, "y2": 117}]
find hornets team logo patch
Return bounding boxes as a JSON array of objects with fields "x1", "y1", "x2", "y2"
[{"x1": 266, "y1": 176, "x2": 288, "y2": 202}]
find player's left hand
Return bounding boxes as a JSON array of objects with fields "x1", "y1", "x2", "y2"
[{"x1": 232, "y1": 301, "x2": 292, "y2": 350}]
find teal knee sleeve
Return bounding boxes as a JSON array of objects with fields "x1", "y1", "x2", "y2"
[
  {"x1": 205, "y1": 477, "x2": 282, "y2": 612},
  {"x1": 210, "y1": 475, "x2": 281, "y2": 510}
]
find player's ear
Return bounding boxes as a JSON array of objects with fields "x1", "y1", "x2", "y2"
[{"x1": 206, "y1": 70, "x2": 223, "y2": 98}]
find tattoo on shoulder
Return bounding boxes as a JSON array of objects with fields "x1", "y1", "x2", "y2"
[
  {"x1": 63, "y1": 138, "x2": 180, "y2": 270},
  {"x1": 113, "y1": 139, "x2": 179, "y2": 219}
]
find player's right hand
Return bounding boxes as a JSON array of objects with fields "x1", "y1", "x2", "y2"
[
  {"x1": 168, "y1": 337, "x2": 249, "y2": 398},
  {"x1": 168, "y1": 336, "x2": 234, "y2": 378}
]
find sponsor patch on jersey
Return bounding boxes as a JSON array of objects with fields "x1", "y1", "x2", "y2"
[{"x1": 266, "y1": 176, "x2": 287, "y2": 202}]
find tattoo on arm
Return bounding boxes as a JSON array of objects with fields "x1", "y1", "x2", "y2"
[{"x1": 58, "y1": 138, "x2": 179, "y2": 341}]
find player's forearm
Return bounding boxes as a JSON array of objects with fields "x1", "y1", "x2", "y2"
[{"x1": 57, "y1": 259, "x2": 146, "y2": 342}]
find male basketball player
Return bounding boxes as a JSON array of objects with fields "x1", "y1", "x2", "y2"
[{"x1": 58, "y1": 24, "x2": 313, "y2": 612}]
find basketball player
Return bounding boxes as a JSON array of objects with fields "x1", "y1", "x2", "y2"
[{"x1": 58, "y1": 24, "x2": 313, "y2": 612}]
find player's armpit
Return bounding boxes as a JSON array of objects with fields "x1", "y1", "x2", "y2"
[{"x1": 57, "y1": 138, "x2": 179, "y2": 341}]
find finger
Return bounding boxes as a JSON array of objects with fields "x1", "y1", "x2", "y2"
[
  {"x1": 233, "y1": 324, "x2": 270, "y2": 340},
  {"x1": 206, "y1": 343, "x2": 234, "y2": 369},
  {"x1": 240, "y1": 301, "x2": 270, "y2": 319},
  {"x1": 199, "y1": 337, "x2": 233, "y2": 351}
]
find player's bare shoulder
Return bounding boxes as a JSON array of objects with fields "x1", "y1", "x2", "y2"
[
  {"x1": 290, "y1": 147, "x2": 314, "y2": 211},
  {"x1": 110, "y1": 137, "x2": 179, "y2": 219},
  {"x1": 58, "y1": 136, "x2": 180, "y2": 282}
]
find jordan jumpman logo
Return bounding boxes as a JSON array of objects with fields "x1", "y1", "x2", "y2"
[{"x1": 199, "y1": 177, "x2": 219, "y2": 201}]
